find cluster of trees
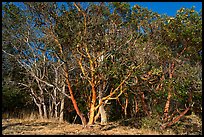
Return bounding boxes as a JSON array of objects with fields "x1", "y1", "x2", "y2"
[{"x1": 2, "y1": 2, "x2": 202, "y2": 129}]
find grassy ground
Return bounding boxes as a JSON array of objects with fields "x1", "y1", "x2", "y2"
[
  {"x1": 2, "y1": 118, "x2": 175, "y2": 135},
  {"x1": 2, "y1": 112, "x2": 202, "y2": 135}
]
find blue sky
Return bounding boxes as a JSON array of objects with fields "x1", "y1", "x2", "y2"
[
  {"x1": 4, "y1": 2, "x2": 202, "y2": 17},
  {"x1": 57, "y1": 2, "x2": 202, "y2": 17},
  {"x1": 129, "y1": 2, "x2": 202, "y2": 17}
]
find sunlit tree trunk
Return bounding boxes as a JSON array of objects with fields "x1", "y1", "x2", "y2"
[
  {"x1": 134, "y1": 95, "x2": 139, "y2": 114},
  {"x1": 59, "y1": 85, "x2": 65, "y2": 122},
  {"x1": 124, "y1": 92, "x2": 129, "y2": 118},
  {"x1": 99, "y1": 83, "x2": 107, "y2": 125},
  {"x1": 163, "y1": 62, "x2": 174, "y2": 122},
  {"x1": 65, "y1": 69, "x2": 87, "y2": 126},
  {"x1": 42, "y1": 102, "x2": 48, "y2": 119},
  {"x1": 37, "y1": 104, "x2": 43, "y2": 119},
  {"x1": 53, "y1": 88, "x2": 59, "y2": 119},
  {"x1": 51, "y1": 30, "x2": 87, "y2": 126},
  {"x1": 31, "y1": 88, "x2": 43, "y2": 119},
  {"x1": 88, "y1": 83, "x2": 97, "y2": 125},
  {"x1": 36, "y1": 79, "x2": 47, "y2": 119}
]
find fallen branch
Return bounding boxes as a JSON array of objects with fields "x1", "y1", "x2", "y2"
[{"x1": 160, "y1": 105, "x2": 192, "y2": 130}]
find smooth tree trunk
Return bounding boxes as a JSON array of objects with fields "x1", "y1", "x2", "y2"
[
  {"x1": 134, "y1": 95, "x2": 139, "y2": 114},
  {"x1": 49, "y1": 96, "x2": 54, "y2": 118},
  {"x1": 99, "y1": 101, "x2": 107, "y2": 125},
  {"x1": 65, "y1": 69, "x2": 87, "y2": 126},
  {"x1": 54, "y1": 68, "x2": 59, "y2": 119},
  {"x1": 88, "y1": 83, "x2": 97, "y2": 125},
  {"x1": 54, "y1": 104, "x2": 58, "y2": 118},
  {"x1": 53, "y1": 88, "x2": 59, "y2": 119},
  {"x1": 31, "y1": 88, "x2": 43, "y2": 119},
  {"x1": 36, "y1": 79, "x2": 48, "y2": 119},
  {"x1": 42, "y1": 102, "x2": 48, "y2": 119},
  {"x1": 36, "y1": 103, "x2": 43, "y2": 119},
  {"x1": 124, "y1": 92, "x2": 128, "y2": 118},
  {"x1": 38, "y1": 104, "x2": 43, "y2": 119},
  {"x1": 59, "y1": 85, "x2": 65, "y2": 122},
  {"x1": 163, "y1": 62, "x2": 174, "y2": 122},
  {"x1": 40, "y1": 92, "x2": 47, "y2": 119},
  {"x1": 124, "y1": 98, "x2": 128, "y2": 118},
  {"x1": 52, "y1": 32, "x2": 87, "y2": 126},
  {"x1": 98, "y1": 83, "x2": 107, "y2": 125}
]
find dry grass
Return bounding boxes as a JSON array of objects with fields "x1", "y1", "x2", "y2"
[
  {"x1": 2, "y1": 112, "x2": 202, "y2": 135},
  {"x1": 2, "y1": 118, "x2": 175, "y2": 135}
]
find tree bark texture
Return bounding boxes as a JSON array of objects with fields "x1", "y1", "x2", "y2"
[
  {"x1": 59, "y1": 85, "x2": 65, "y2": 122},
  {"x1": 139, "y1": 91, "x2": 150, "y2": 116},
  {"x1": 163, "y1": 62, "x2": 174, "y2": 122},
  {"x1": 52, "y1": 31, "x2": 87, "y2": 126},
  {"x1": 88, "y1": 83, "x2": 97, "y2": 125},
  {"x1": 98, "y1": 82, "x2": 107, "y2": 125}
]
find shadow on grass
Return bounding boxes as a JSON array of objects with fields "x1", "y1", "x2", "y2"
[
  {"x1": 2, "y1": 120, "x2": 52, "y2": 131},
  {"x1": 101, "y1": 125, "x2": 117, "y2": 131},
  {"x1": 2, "y1": 123, "x2": 23, "y2": 131},
  {"x1": 24, "y1": 122, "x2": 51, "y2": 127}
]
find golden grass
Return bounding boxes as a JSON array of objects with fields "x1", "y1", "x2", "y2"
[
  {"x1": 2, "y1": 112, "x2": 201, "y2": 135},
  {"x1": 2, "y1": 117, "x2": 176, "y2": 135}
]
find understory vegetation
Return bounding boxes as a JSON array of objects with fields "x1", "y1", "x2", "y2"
[{"x1": 2, "y1": 2, "x2": 202, "y2": 135}]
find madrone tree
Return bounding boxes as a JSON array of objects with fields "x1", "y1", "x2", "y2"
[{"x1": 2, "y1": 2, "x2": 202, "y2": 129}]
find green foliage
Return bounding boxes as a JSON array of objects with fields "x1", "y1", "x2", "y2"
[
  {"x1": 141, "y1": 112, "x2": 162, "y2": 130},
  {"x1": 2, "y1": 83, "x2": 33, "y2": 112},
  {"x1": 2, "y1": 2, "x2": 202, "y2": 129}
]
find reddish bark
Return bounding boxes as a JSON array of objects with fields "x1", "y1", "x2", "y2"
[
  {"x1": 52, "y1": 31, "x2": 87, "y2": 126},
  {"x1": 134, "y1": 95, "x2": 139, "y2": 113},
  {"x1": 161, "y1": 106, "x2": 191, "y2": 129},
  {"x1": 163, "y1": 62, "x2": 174, "y2": 122},
  {"x1": 139, "y1": 91, "x2": 150, "y2": 116},
  {"x1": 65, "y1": 70, "x2": 87, "y2": 126},
  {"x1": 163, "y1": 90, "x2": 172, "y2": 122}
]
